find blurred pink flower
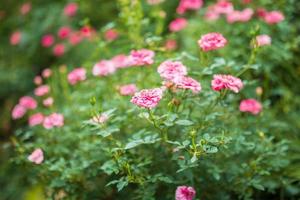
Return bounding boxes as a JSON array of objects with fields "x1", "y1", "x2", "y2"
[
  {"x1": 131, "y1": 88, "x2": 163, "y2": 109},
  {"x1": 119, "y1": 84, "x2": 137, "y2": 96},
  {"x1": 29, "y1": 113, "x2": 44, "y2": 127},
  {"x1": 204, "y1": 6, "x2": 220, "y2": 21},
  {"x1": 92, "y1": 60, "x2": 116, "y2": 76},
  {"x1": 169, "y1": 18, "x2": 188, "y2": 32},
  {"x1": 173, "y1": 76, "x2": 201, "y2": 93},
  {"x1": 111, "y1": 54, "x2": 132, "y2": 69},
  {"x1": 177, "y1": 0, "x2": 203, "y2": 14},
  {"x1": 58, "y1": 26, "x2": 72, "y2": 39},
  {"x1": 198, "y1": 33, "x2": 227, "y2": 51},
  {"x1": 42, "y1": 68, "x2": 52, "y2": 78},
  {"x1": 129, "y1": 49, "x2": 155, "y2": 66},
  {"x1": 92, "y1": 113, "x2": 109, "y2": 124},
  {"x1": 211, "y1": 74, "x2": 243, "y2": 93},
  {"x1": 53, "y1": 43, "x2": 65, "y2": 57},
  {"x1": 175, "y1": 186, "x2": 196, "y2": 200},
  {"x1": 19, "y1": 96, "x2": 37, "y2": 110},
  {"x1": 240, "y1": 99, "x2": 262, "y2": 115},
  {"x1": 43, "y1": 97, "x2": 54, "y2": 107},
  {"x1": 165, "y1": 39, "x2": 177, "y2": 51},
  {"x1": 34, "y1": 85, "x2": 50, "y2": 96},
  {"x1": 20, "y1": 2, "x2": 31, "y2": 15},
  {"x1": 81, "y1": 26, "x2": 95, "y2": 38},
  {"x1": 63, "y1": 2, "x2": 78, "y2": 17},
  {"x1": 69, "y1": 31, "x2": 82, "y2": 45},
  {"x1": 157, "y1": 61, "x2": 187, "y2": 81},
  {"x1": 226, "y1": 8, "x2": 254, "y2": 23},
  {"x1": 28, "y1": 148, "x2": 44, "y2": 164},
  {"x1": 104, "y1": 29, "x2": 119, "y2": 41},
  {"x1": 12, "y1": 104, "x2": 27, "y2": 119},
  {"x1": 68, "y1": 67, "x2": 86, "y2": 85},
  {"x1": 263, "y1": 11, "x2": 284, "y2": 24},
  {"x1": 41, "y1": 34, "x2": 55, "y2": 47},
  {"x1": 10, "y1": 31, "x2": 21, "y2": 45},
  {"x1": 256, "y1": 34, "x2": 271, "y2": 47},
  {"x1": 43, "y1": 113, "x2": 64, "y2": 129},
  {"x1": 256, "y1": 8, "x2": 267, "y2": 18},
  {"x1": 34, "y1": 76, "x2": 42, "y2": 85},
  {"x1": 214, "y1": 0, "x2": 234, "y2": 14}
]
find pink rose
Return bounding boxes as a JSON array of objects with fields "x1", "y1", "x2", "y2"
[
  {"x1": 34, "y1": 85, "x2": 50, "y2": 96},
  {"x1": 68, "y1": 31, "x2": 83, "y2": 45},
  {"x1": 34, "y1": 76, "x2": 42, "y2": 85},
  {"x1": 175, "y1": 186, "x2": 196, "y2": 200},
  {"x1": 165, "y1": 39, "x2": 177, "y2": 51},
  {"x1": 239, "y1": 99, "x2": 262, "y2": 115},
  {"x1": 19, "y1": 96, "x2": 37, "y2": 110},
  {"x1": 176, "y1": 0, "x2": 203, "y2": 14},
  {"x1": 169, "y1": 18, "x2": 188, "y2": 32},
  {"x1": 10, "y1": 31, "x2": 21, "y2": 45},
  {"x1": 157, "y1": 61, "x2": 187, "y2": 81},
  {"x1": 41, "y1": 34, "x2": 55, "y2": 47},
  {"x1": 20, "y1": 2, "x2": 31, "y2": 15},
  {"x1": 43, "y1": 113, "x2": 64, "y2": 129},
  {"x1": 43, "y1": 97, "x2": 54, "y2": 107},
  {"x1": 129, "y1": 49, "x2": 155, "y2": 66},
  {"x1": 263, "y1": 11, "x2": 284, "y2": 24},
  {"x1": 111, "y1": 54, "x2": 132, "y2": 69},
  {"x1": 53, "y1": 43, "x2": 65, "y2": 57},
  {"x1": 173, "y1": 76, "x2": 202, "y2": 94},
  {"x1": 204, "y1": 6, "x2": 220, "y2": 21},
  {"x1": 12, "y1": 104, "x2": 27, "y2": 119},
  {"x1": 198, "y1": 33, "x2": 227, "y2": 51},
  {"x1": 58, "y1": 26, "x2": 71, "y2": 39},
  {"x1": 92, "y1": 60, "x2": 116, "y2": 76},
  {"x1": 29, "y1": 113, "x2": 44, "y2": 127},
  {"x1": 104, "y1": 29, "x2": 119, "y2": 41},
  {"x1": 28, "y1": 148, "x2": 44, "y2": 164},
  {"x1": 256, "y1": 34, "x2": 271, "y2": 47},
  {"x1": 131, "y1": 88, "x2": 163, "y2": 109},
  {"x1": 119, "y1": 84, "x2": 137, "y2": 96},
  {"x1": 63, "y1": 2, "x2": 78, "y2": 17},
  {"x1": 42, "y1": 68, "x2": 52, "y2": 78},
  {"x1": 211, "y1": 74, "x2": 243, "y2": 93},
  {"x1": 68, "y1": 67, "x2": 86, "y2": 85},
  {"x1": 214, "y1": 0, "x2": 234, "y2": 14}
]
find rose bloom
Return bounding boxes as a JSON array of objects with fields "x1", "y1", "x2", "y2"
[
  {"x1": 173, "y1": 76, "x2": 201, "y2": 94},
  {"x1": 34, "y1": 76, "x2": 42, "y2": 85},
  {"x1": 175, "y1": 186, "x2": 196, "y2": 200},
  {"x1": 41, "y1": 34, "x2": 55, "y2": 47},
  {"x1": 226, "y1": 8, "x2": 253, "y2": 23},
  {"x1": 214, "y1": 0, "x2": 234, "y2": 15},
  {"x1": 29, "y1": 113, "x2": 44, "y2": 127},
  {"x1": 119, "y1": 84, "x2": 137, "y2": 96},
  {"x1": 58, "y1": 26, "x2": 72, "y2": 39},
  {"x1": 92, "y1": 60, "x2": 116, "y2": 76},
  {"x1": 12, "y1": 104, "x2": 27, "y2": 119},
  {"x1": 68, "y1": 67, "x2": 86, "y2": 85},
  {"x1": 43, "y1": 113, "x2": 64, "y2": 129},
  {"x1": 256, "y1": 8, "x2": 267, "y2": 18},
  {"x1": 63, "y1": 2, "x2": 78, "y2": 17},
  {"x1": 204, "y1": 6, "x2": 220, "y2": 21},
  {"x1": 104, "y1": 29, "x2": 119, "y2": 41},
  {"x1": 129, "y1": 49, "x2": 155, "y2": 66},
  {"x1": 19, "y1": 96, "x2": 37, "y2": 110},
  {"x1": 169, "y1": 18, "x2": 188, "y2": 32},
  {"x1": 53, "y1": 43, "x2": 65, "y2": 57},
  {"x1": 165, "y1": 39, "x2": 177, "y2": 51},
  {"x1": 68, "y1": 31, "x2": 83, "y2": 45},
  {"x1": 211, "y1": 74, "x2": 243, "y2": 93},
  {"x1": 131, "y1": 88, "x2": 163, "y2": 109},
  {"x1": 34, "y1": 85, "x2": 50, "y2": 96},
  {"x1": 263, "y1": 11, "x2": 284, "y2": 24},
  {"x1": 239, "y1": 99, "x2": 262, "y2": 115},
  {"x1": 157, "y1": 61, "x2": 187, "y2": 80},
  {"x1": 20, "y1": 2, "x2": 31, "y2": 15},
  {"x1": 147, "y1": 0, "x2": 164, "y2": 5},
  {"x1": 111, "y1": 54, "x2": 132, "y2": 69},
  {"x1": 256, "y1": 35, "x2": 271, "y2": 47},
  {"x1": 42, "y1": 68, "x2": 52, "y2": 78},
  {"x1": 80, "y1": 26, "x2": 95, "y2": 38},
  {"x1": 10, "y1": 31, "x2": 21, "y2": 45},
  {"x1": 43, "y1": 97, "x2": 54, "y2": 107},
  {"x1": 176, "y1": 0, "x2": 203, "y2": 14},
  {"x1": 28, "y1": 148, "x2": 44, "y2": 164},
  {"x1": 198, "y1": 32, "x2": 227, "y2": 52}
]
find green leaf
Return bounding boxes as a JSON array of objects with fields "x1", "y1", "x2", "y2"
[{"x1": 175, "y1": 120, "x2": 194, "y2": 126}]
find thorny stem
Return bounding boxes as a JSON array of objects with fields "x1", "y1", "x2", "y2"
[{"x1": 147, "y1": 109, "x2": 168, "y2": 141}]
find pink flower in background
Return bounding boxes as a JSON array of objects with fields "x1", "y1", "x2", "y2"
[
  {"x1": 169, "y1": 18, "x2": 188, "y2": 32},
  {"x1": 41, "y1": 34, "x2": 55, "y2": 47},
  {"x1": 12, "y1": 104, "x2": 27, "y2": 119},
  {"x1": 81, "y1": 26, "x2": 95, "y2": 38},
  {"x1": 20, "y1": 2, "x2": 31, "y2": 15},
  {"x1": 68, "y1": 67, "x2": 86, "y2": 85},
  {"x1": 119, "y1": 84, "x2": 137, "y2": 96},
  {"x1": 240, "y1": 99, "x2": 262, "y2": 115},
  {"x1": 173, "y1": 76, "x2": 201, "y2": 93},
  {"x1": 10, "y1": 31, "x2": 21, "y2": 45},
  {"x1": 256, "y1": 34, "x2": 271, "y2": 46},
  {"x1": 69, "y1": 31, "x2": 83, "y2": 45},
  {"x1": 53, "y1": 43, "x2": 65, "y2": 57},
  {"x1": 34, "y1": 76, "x2": 42, "y2": 85},
  {"x1": 92, "y1": 60, "x2": 116, "y2": 76},
  {"x1": 104, "y1": 29, "x2": 119, "y2": 41},
  {"x1": 64, "y1": 2, "x2": 78, "y2": 17},
  {"x1": 43, "y1": 97, "x2": 54, "y2": 107},
  {"x1": 111, "y1": 54, "x2": 132, "y2": 69},
  {"x1": 198, "y1": 33, "x2": 227, "y2": 51},
  {"x1": 157, "y1": 61, "x2": 187, "y2": 80},
  {"x1": 211, "y1": 74, "x2": 243, "y2": 93},
  {"x1": 42, "y1": 68, "x2": 52, "y2": 78},
  {"x1": 34, "y1": 85, "x2": 50, "y2": 96},
  {"x1": 43, "y1": 113, "x2": 64, "y2": 129},
  {"x1": 177, "y1": 0, "x2": 203, "y2": 14},
  {"x1": 214, "y1": 0, "x2": 234, "y2": 14},
  {"x1": 131, "y1": 88, "x2": 163, "y2": 109},
  {"x1": 147, "y1": 0, "x2": 164, "y2": 5},
  {"x1": 226, "y1": 8, "x2": 253, "y2": 23},
  {"x1": 129, "y1": 49, "x2": 155, "y2": 66},
  {"x1": 19, "y1": 96, "x2": 37, "y2": 110},
  {"x1": 263, "y1": 11, "x2": 284, "y2": 24},
  {"x1": 29, "y1": 113, "x2": 44, "y2": 127},
  {"x1": 28, "y1": 148, "x2": 44, "y2": 164},
  {"x1": 165, "y1": 39, "x2": 177, "y2": 51},
  {"x1": 58, "y1": 26, "x2": 71, "y2": 39},
  {"x1": 256, "y1": 8, "x2": 267, "y2": 18},
  {"x1": 204, "y1": 6, "x2": 220, "y2": 21},
  {"x1": 175, "y1": 186, "x2": 196, "y2": 200}
]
